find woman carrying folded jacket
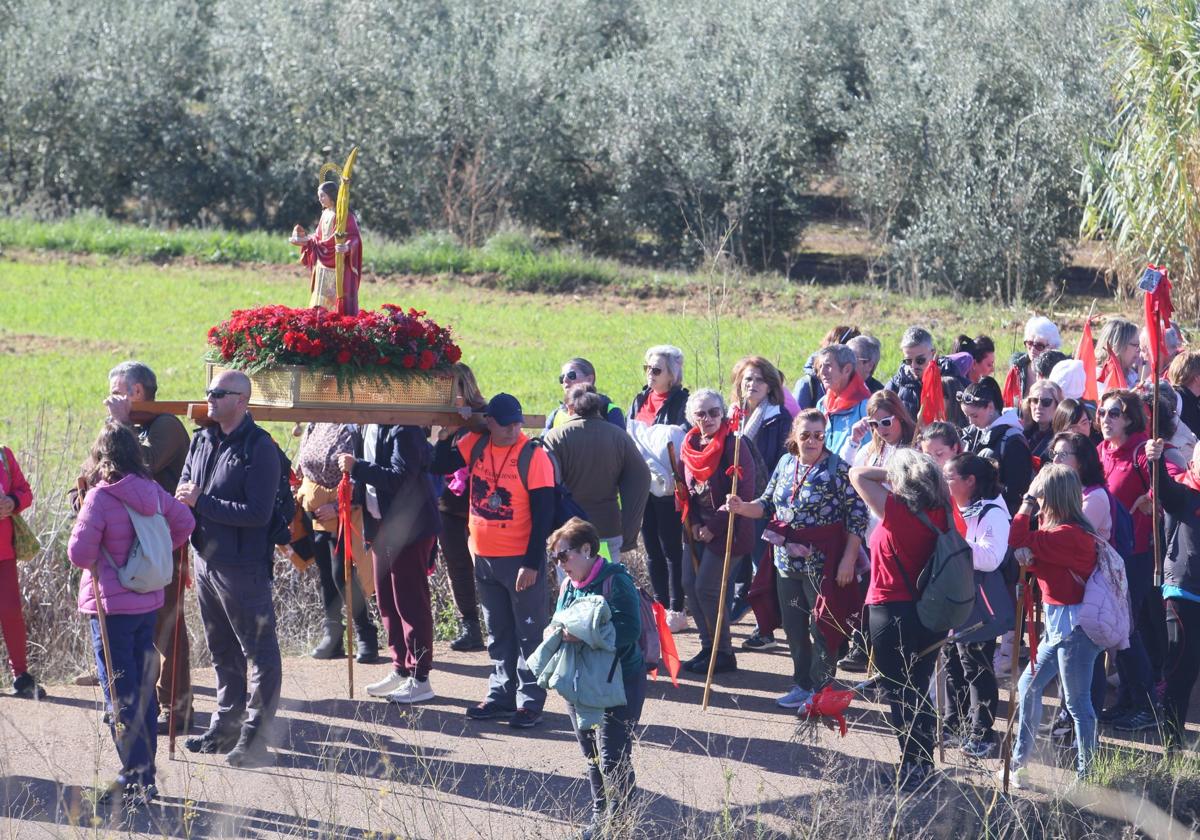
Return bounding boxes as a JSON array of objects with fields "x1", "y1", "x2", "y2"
[{"x1": 1007, "y1": 464, "x2": 1102, "y2": 785}]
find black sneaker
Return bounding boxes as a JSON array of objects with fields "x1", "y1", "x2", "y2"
[
  {"x1": 1098, "y1": 703, "x2": 1131, "y2": 724},
  {"x1": 1112, "y1": 708, "x2": 1160, "y2": 733},
  {"x1": 686, "y1": 651, "x2": 737, "y2": 674},
  {"x1": 184, "y1": 726, "x2": 239, "y2": 754},
  {"x1": 742, "y1": 631, "x2": 776, "y2": 651},
  {"x1": 682, "y1": 649, "x2": 713, "y2": 671},
  {"x1": 837, "y1": 646, "x2": 869, "y2": 673},
  {"x1": 509, "y1": 707, "x2": 543, "y2": 729},
  {"x1": 10, "y1": 673, "x2": 46, "y2": 700},
  {"x1": 466, "y1": 701, "x2": 515, "y2": 721},
  {"x1": 897, "y1": 761, "x2": 932, "y2": 792},
  {"x1": 450, "y1": 620, "x2": 485, "y2": 652},
  {"x1": 226, "y1": 734, "x2": 274, "y2": 768}
]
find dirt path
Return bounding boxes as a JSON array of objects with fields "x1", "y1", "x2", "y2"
[{"x1": 0, "y1": 622, "x2": 1191, "y2": 839}]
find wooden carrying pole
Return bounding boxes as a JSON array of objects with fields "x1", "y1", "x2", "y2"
[
  {"x1": 702, "y1": 418, "x2": 746, "y2": 710},
  {"x1": 667, "y1": 441, "x2": 702, "y2": 574},
  {"x1": 1001, "y1": 571, "x2": 1029, "y2": 793},
  {"x1": 91, "y1": 568, "x2": 121, "y2": 737}
]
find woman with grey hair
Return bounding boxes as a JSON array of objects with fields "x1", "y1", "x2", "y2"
[
  {"x1": 678, "y1": 389, "x2": 756, "y2": 673},
  {"x1": 851, "y1": 449, "x2": 953, "y2": 790},
  {"x1": 629, "y1": 345, "x2": 690, "y2": 632}
]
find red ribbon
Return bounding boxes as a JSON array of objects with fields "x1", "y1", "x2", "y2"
[
  {"x1": 725, "y1": 464, "x2": 745, "y2": 481},
  {"x1": 799, "y1": 685, "x2": 855, "y2": 737},
  {"x1": 335, "y1": 472, "x2": 357, "y2": 562},
  {"x1": 651, "y1": 601, "x2": 680, "y2": 687}
]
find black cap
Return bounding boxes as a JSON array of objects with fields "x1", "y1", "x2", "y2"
[{"x1": 484, "y1": 393, "x2": 523, "y2": 426}]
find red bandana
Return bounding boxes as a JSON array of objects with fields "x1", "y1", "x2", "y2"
[{"x1": 823, "y1": 373, "x2": 871, "y2": 416}]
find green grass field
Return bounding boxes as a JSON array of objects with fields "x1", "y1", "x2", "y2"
[{"x1": 0, "y1": 251, "x2": 1114, "y2": 461}]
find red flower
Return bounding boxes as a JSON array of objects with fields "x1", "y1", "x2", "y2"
[
  {"x1": 336, "y1": 349, "x2": 352, "y2": 364},
  {"x1": 418, "y1": 350, "x2": 435, "y2": 370},
  {"x1": 402, "y1": 354, "x2": 416, "y2": 368}
]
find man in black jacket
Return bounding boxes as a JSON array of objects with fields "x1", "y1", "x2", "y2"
[{"x1": 176, "y1": 370, "x2": 282, "y2": 768}]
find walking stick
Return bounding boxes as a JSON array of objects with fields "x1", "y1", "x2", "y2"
[
  {"x1": 167, "y1": 547, "x2": 186, "y2": 759},
  {"x1": 1151, "y1": 378, "x2": 1163, "y2": 587},
  {"x1": 91, "y1": 566, "x2": 121, "y2": 736},
  {"x1": 934, "y1": 651, "x2": 946, "y2": 763},
  {"x1": 667, "y1": 441, "x2": 701, "y2": 574},
  {"x1": 1001, "y1": 571, "x2": 1029, "y2": 794},
  {"x1": 702, "y1": 406, "x2": 747, "y2": 710},
  {"x1": 338, "y1": 471, "x2": 355, "y2": 699}
]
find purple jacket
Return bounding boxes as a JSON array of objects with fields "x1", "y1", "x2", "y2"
[{"x1": 68, "y1": 475, "x2": 194, "y2": 615}]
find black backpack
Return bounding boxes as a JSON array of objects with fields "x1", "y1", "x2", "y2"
[
  {"x1": 469, "y1": 434, "x2": 588, "y2": 529},
  {"x1": 242, "y1": 428, "x2": 296, "y2": 548}
]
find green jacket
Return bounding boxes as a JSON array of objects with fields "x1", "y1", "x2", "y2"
[
  {"x1": 528, "y1": 593, "x2": 625, "y2": 729},
  {"x1": 557, "y1": 561, "x2": 644, "y2": 681}
]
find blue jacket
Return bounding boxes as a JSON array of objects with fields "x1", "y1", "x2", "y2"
[
  {"x1": 815, "y1": 393, "x2": 870, "y2": 458},
  {"x1": 180, "y1": 413, "x2": 279, "y2": 568},
  {"x1": 348, "y1": 424, "x2": 441, "y2": 547},
  {"x1": 747, "y1": 404, "x2": 794, "y2": 475}
]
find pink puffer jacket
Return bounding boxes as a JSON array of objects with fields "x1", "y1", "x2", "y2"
[{"x1": 68, "y1": 475, "x2": 194, "y2": 615}]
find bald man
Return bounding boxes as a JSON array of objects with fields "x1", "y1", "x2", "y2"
[{"x1": 176, "y1": 370, "x2": 282, "y2": 768}]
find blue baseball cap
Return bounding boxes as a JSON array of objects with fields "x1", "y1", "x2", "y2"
[{"x1": 484, "y1": 393, "x2": 524, "y2": 426}]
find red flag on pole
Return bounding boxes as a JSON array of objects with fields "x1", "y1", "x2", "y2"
[
  {"x1": 1100, "y1": 347, "x2": 1126, "y2": 393},
  {"x1": 651, "y1": 601, "x2": 680, "y2": 687},
  {"x1": 1001, "y1": 365, "x2": 1022, "y2": 409},
  {"x1": 1142, "y1": 264, "x2": 1174, "y2": 380},
  {"x1": 919, "y1": 357, "x2": 946, "y2": 425},
  {"x1": 1075, "y1": 319, "x2": 1099, "y2": 403}
]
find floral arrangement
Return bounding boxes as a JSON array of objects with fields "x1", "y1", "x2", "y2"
[{"x1": 205, "y1": 305, "x2": 463, "y2": 376}]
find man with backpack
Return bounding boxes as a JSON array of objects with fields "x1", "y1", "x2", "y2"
[
  {"x1": 431, "y1": 393, "x2": 555, "y2": 729},
  {"x1": 175, "y1": 370, "x2": 283, "y2": 768}
]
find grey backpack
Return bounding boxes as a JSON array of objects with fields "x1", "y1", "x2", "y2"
[
  {"x1": 897, "y1": 506, "x2": 976, "y2": 632},
  {"x1": 101, "y1": 497, "x2": 174, "y2": 594}
]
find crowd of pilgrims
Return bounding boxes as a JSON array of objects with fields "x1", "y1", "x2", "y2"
[{"x1": 1, "y1": 311, "x2": 1198, "y2": 827}]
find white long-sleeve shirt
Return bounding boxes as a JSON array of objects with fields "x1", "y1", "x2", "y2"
[{"x1": 961, "y1": 494, "x2": 1011, "y2": 573}]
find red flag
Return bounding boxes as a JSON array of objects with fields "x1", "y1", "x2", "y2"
[
  {"x1": 1143, "y1": 264, "x2": 1175, "y2": 379},
  {"x1": 799, "y1": 685, "x2": 856, "y2": 737},
  {"x1": 651, "y1": 601, "x2": 680, "y2": 687},
  {"x1": 1075, "y1": 319, "x2": 1099, "y2": 403},
  {"x1": 919, "y1": 356, "x2": 946, "y2": 425},
  {"x1": 1001, "y1": 365, "x2": 1023, "y2": 409},
  {"x1": 1100, "y1": 347, "x2": 1126, "y2": 393}
]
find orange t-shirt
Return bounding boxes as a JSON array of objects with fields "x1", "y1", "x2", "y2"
[{"x1": 457, "y1": 431, "x2": 555, "y2": 558}]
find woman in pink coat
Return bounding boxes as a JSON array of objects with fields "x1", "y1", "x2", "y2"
[
  {"x1": 0, "y1": 444, "x2": 42, "y2": 698},
  {"x1": 69, "y1": 423, "x2": 193, "y2": 809}
]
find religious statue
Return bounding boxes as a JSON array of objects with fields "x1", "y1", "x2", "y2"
[{"x1": 289, "y1": 147, "x2": 362, "y2": 315}]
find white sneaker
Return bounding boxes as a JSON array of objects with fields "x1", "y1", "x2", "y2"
[
  {"x1": 776, "y1": 685, "x2": 813, "y2": 709},
  {"x1": 666, "y1": 610, "x2": 689, "y2": 634},
  {"x1": 996, "y1": 766, "x2": 1027, "y2": 790},
  {"x1": 388, "y1": 677, "x2": 435, "y2": 704},
  {"x1": 366, "y1": 671, "x2": 409, "y2": 698}
]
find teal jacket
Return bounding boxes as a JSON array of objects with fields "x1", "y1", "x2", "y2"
[
  {"x1": 557, "y1": 561, "x2": 644, "y2": 681},
  {"x1": 528, "y1": 593, "x2": 625, "y2": 729}
]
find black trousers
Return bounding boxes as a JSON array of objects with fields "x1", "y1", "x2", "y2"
[
  {"x1": 642, "y1": 494, "x2": 685, "y2": 612},
  {"x1": 943, "y1": 639, "x2": 998, "y2": 743},
  {"x1": 439, "y1": 513, "x2": 478, "y2": 621},
  {"x1": 567, "y1": 672, "x2": 646, "y2": 822},
  {"x1": 868, "y1": 601, "x2": 945, "y2": 768},
  {"x1": 1165, "y1": 597, "x2": 1200, "y2": 746},
  {"x1": 312, "y1": 530, "x2": 372, "y2": 633}
]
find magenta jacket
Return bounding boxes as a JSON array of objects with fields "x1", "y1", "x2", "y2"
[
  {"x1": 68, "y1": 475, "x2": 194, "y2": 615},
  {"x1": 0, "y1": 446, "x2": 34, "y2": 563}
]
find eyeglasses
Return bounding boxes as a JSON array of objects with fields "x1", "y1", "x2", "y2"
[
  {"x1": 857, "y1": 357, "x2": 872, "y2": 365},
  {"x1": 205, "y1": 388, "x2": 244, "y2": 400},
  {"x1": 1097, "y1": 405, "x2": 1125, "y2": 420},
  {"x1": 798, "y1": 431, "x2": 827, "y2": 442},
  {"x1": 1050, "y1": 449, "x2": 1076, "y2": 461},
  {"x1": 549, "y1": 549, "x2": 572, "y2": 565},
  {"x1": 643, "y1": 365, "x2": 664, "y2": 377},
  {"x1": 1024, "y1": 340, "x2": 1049, "y2": 352},
  {"x1": 558, "y1": 370, "x2": 582, "y2": 385},
  {"x1": 906, "y1": 355, "x2": 929, "y2": 367},
  {"x1": 867, "y1": 416, "x2": 897, "y2": 429},
  {"x1": 1030, "y1": 396, "x2": 1057, "y2": 408},
  {"x1": 693, "y1": 407, "x2": 724, "y2": 420},
  {"x1": 956, "y1": 392, "x2": 991, "y2": 406}
]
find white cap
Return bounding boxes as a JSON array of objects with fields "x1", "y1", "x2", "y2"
[
  {"x1": 1024, "y1": 316, "x2": 1062, "y2": 349},
  {"x1": 1049, "y1": 359, "x2": 1086, "y2": 401}
]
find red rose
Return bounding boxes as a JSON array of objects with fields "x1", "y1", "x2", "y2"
[
  {"x1": 336, "y1": 349, "x2": 352, "y2": 364},
  {"x1": 402, "y1": 354, "x2": 416, "y2": 369},
  {"x1": 445, "y1": 344, "x2": 462, "y2": 363},
  {"x1": 418, "y1": 350, "x2": 435, "y2": 370}
]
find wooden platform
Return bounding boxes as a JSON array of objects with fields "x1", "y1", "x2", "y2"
[{"x1": 130, "y1": 401, "x2": 545, "y2": 429}]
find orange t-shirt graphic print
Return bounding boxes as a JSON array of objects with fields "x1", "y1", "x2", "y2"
[{"x1": 457, "y1": 431, "x2": 554, "y2": 557}]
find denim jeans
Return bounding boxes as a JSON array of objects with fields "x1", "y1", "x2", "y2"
[
  {"x1": 1012, "y1": 624, "x2": 1103, "y2": 776},
  {"x1": 90, "y1": 610, "x2": 159, "y2": 788}
]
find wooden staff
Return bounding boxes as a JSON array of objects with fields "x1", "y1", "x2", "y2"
[
  {"x1": 1001, "y1": 571, "x2": 1029, "y2": 793},
  {"x1": 667, "y1": 441, "x2": 701, "y2": 573},
  {"x1": 167, "y1": 548, "x2": 187, "y2": 759},
  {"x1": 91, "y1": 567, "x2": 121, "y2": 737},
  {"x1": 1151, "y1": 377, "x2": 1163, "y2": 587},
  {"x1": 934, "y1": 652, "x2": 946, "y2": 763},
  {"x1": 702, "y1": 407, "x2": 747, "y2": 710},
  {"x1": 337, "y1": 469, "x2": 355, "y2": 699}
]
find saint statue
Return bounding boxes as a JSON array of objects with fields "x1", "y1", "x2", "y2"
[{"x1": 290, "y1": 177, "x2": 362, "y2": 315}]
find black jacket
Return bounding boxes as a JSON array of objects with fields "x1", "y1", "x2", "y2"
[
  {"x1": 884, "y1": 357, "x2": 969, "y2": 422},
  {"x1": 749, "y1": 407, "x2": 794, "y2": 475},
  {"x1": 349, "y1": 424, "x2": 441, "y2": 549},
  {"x1": 630, "y1": 385, "x2": 689, "y2": 426},
  {"x1": 961, "y1": 417, "x2": 1032, "y2": 514},
  {"x1": 180, "y1": 413, "x2": 279, "y2": 567},
  {"x1": 1177, "y1": 385, "x2": 1200, "y2": 442},
  {"x1": 1158, "y1": 469, "x2": 1200, "y2": 597}
]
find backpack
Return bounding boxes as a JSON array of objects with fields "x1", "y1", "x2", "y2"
[
  {"x1": 601, "y1": 573, "x2": 661, "y2": 671},
  {"x1": 242, "y1": 428, "x2": 296, "y2": 548},
  {"x1": 1085, "y1": 485, "x2": 1135, "y2": 560},
  {"x1": 897, "y1": 506, "x2": 977, "y2": 632},
  {"x1": 101, "y1": 496, "x2": 174, "y2": 593},
  {"x1": 469, "y1": 433, "x2": 588, "y2": 529},
  {"x1": 1074, "y1": 538, "x2": 1132, "y2": 650},
  {"x1": 953, "y1": 503, "x2": 1016, "y2": 644}
]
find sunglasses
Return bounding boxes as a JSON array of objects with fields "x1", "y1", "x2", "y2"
[
  {"x1": 798, "y1": 430, "x2": 827, "y2": 442},
  {"x1": 956, "y1": 392, "x2": 991, "y2": 406},
  {"x1": 205, "y1": 388, "x2": 244, "y2": 400},
  {"x1": 867, "y1": 416, "x2": 897, "y2": 429},
  {"x1": 550, "y1": 549, "x2": 572, "y2": 565},
  {"x1": 643, "y1": 365, "x2": 664, "y2": 377},
  {"x1": 1097, "y1": 405, "x2": 1125, "y2": 420},
  {"x1": 1051, "y1": 448, "x2": 1076, "y2": 461},
  {"x1": 1030, "y1": 396, "x2": 1057, "y2": 408},
  {"x1": 906, "y1": 355, "x2": 929, "y2": 367},
  {"x1": 693, "y1": 407, "x2": 724, "y2": 420},
  {"x1": 1024, "y1": 340, "x2": 1049, "y2": 352},
  {"x1": 558, "y1": 370, "x2": 582, "y2": 384}
]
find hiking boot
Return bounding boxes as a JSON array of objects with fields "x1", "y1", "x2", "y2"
[
  {"x1": 10, "y1": 673, "x2": 46, "y2": 700},
  {"x1": 366, "y1": 670, "x2": 409, "y2": 698},
  {"x1": 509, "y1": 707, "x2": 543, "y2": 729},
  {"x1": 838, "y1": 644, "x2": 870, "y2": 673},
  {"x1": 311, "y1": 621, "x2": 345, "y2": 660},
  {"x1": 682, "y1": 649, "x2": 712, "y2": 671},
  {"x1": 226, "y1": 732, "x2": 275, "y2": 768},
  {"x1": 388, "y1": 677, "x2": 435, "y2": 705},
  {"x1": 449, "y1": 618, "x2": 485, "y2": 652},
  {"x1": 897, "y1": 761, "x2": 932, "y2": 792},
  {"x1": 686, "y1": 651, "x2": 736, "y2": 674},
  {"x1": 157, "y1": 708, "x2": 193, "y2": 735},
  {"x1": 742, "y1": 630, "x2": 776, "y2": 651},
  {"x1": 466, "y1": 700, "x2": 515, "y2": 721},
  {"x1": 185, "y1": 725, "x2": 239, "y2": 755},
  {"x1": 1112, "y1": 708, "x2": 1161, "y2": 733},
  {"x1": 355, "y1": 622, "x2": 380, "y2": 664}
]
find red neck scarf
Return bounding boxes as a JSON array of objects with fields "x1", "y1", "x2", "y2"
[
  {"x1": 680, "y1": 422, "x2": 730, "y2": 482},
  {"x1": 636, "y1": 389, "x2": 668, "y2": 425},
  {"x1": 824, "y1": 373, "x2": 871, "y2": 415}
]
